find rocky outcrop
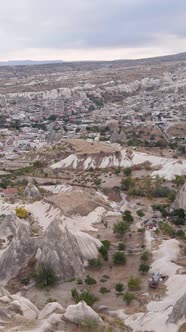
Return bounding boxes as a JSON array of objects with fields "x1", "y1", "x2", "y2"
[
  {"x1": 24, "y1": 182, "x2": 41, "y2": 201},
  {"x1": 110, "y1": 129, "x2": 126, "y2": 144},
  {"x1": 0, "y1": 287, "x2": 64, "y2": 331},
  {"x1": 36, "y1": 218, "x2": 84, "y2": 280},
  {"x1": 64, "y1": 301, "x2": 103, "y2": 325},
  {"x1": 173, "y1": 183, "x2": 186, "y2": 211},
  {"x1": 168, "y1": 293, "x2": 186, "y2": 324},
  {"x1": 0, "y1": 215, "x2": 37, "y2": 284}
]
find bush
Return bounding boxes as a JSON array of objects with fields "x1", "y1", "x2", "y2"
[
  {"x1": 168, "y1": 191, "x2": 176, "y2": 202},
  {"x1": 77, "y1": 278, "x2": 83, "y2": 285},
  {"x1": 84, "y1": 275, "x2": 97, "y2": 285},
  {"x1": 120, "y1": 177, "x2": 135, "y2": 191},
  {"x1": 159, "y1": 222, "x2": 175, "y2": 238},
  {"x1": 136, "y1": 209, "x2": 145, "y2": 218},
  {"x1": 34, "y1": 264, "x2": 57, "y2": 288},
  {"x1": 128, "y1": 276, "x2": 141, "y2": 291},
  {"x1": 124, "y1": 167, "x2": 132, "y2": 176},
  {"x1": 140, "y1": 250, "x2": 150, "y2": 262},
  {"x1": 101, "y1": 240, "x2": 111, "y2": 250},
  {"x1": 113, "y1": 252, "x2": 127, "y2": 265},
  {"x1": 15, "y1": 207, "x2": 28, "y2": 219},
  {"x1": 176, "y1": 230, "x2": 186, "y2": 240},
  {"x1": 71, "y1": 288, "x2": 98, "y2": 307},
  {"x1": 118, "y1": 242, "x2": 126, "y2": 251},
  {"x1": 99, "y1": 245, "x2": 109, "y2": 261},
  {"x1": 115, "y1": 283, "x2": 125, "y2": 293},
  {"x1": 123, "y1": 292, "x2": 135, "y2": 305},
  {"x1": 122, "y1": 210, "x2": 134, "y2": 223},
  {"x1": 99, "y1": 287, "x2": 110, "y2": 294},
  {"x1": 88, "y1": 258, "x2": 102, "y2": 269},
  {"x1": 139, "y1": 264, "x2": 150, "y2": 273},
  {"x1": 113, "y1": 221, "x2": 130, "y2": 237}
]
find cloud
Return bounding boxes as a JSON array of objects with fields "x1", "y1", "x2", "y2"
[{"x1": 0, "y1": 0, "x2": 186, "y2": 60}]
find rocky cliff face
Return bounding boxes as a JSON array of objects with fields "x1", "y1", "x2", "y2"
[
  {"x1": 36, "y1": 218, "x2": 84, "y2": 280},
  {"x1": 168, "y1": 293, "x2": 186, "y2": 324},
  {"x1": 173, "y1": 183, "x2": 186, "y2": 211},
  {"x1": 0, "y1": 215, "x2": 85, "y2": 285}
]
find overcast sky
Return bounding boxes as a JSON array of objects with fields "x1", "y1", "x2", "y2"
[{"x1": 0, "y1": 0, "x2": 186, "y2": 61}]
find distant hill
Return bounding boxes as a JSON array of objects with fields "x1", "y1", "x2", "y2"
[
  {"x1": 0, "y1": 52, "x2": 186, "y2": 68},
  {"x1": 0, "y1": 60, "x2": 64, "y2": 66}
]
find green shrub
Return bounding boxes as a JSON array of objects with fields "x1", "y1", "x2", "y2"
[
  {"x1": 113, "y1": 221, "x2": 130, "y2": 237},
  {"x1": 167, "y1": 191, "x2": 176, "y2": 202},
  {"x1": 88, "y1": 258, "x2": 102, "y2": 269},
  {"x1": 123, "y1": 292, "x2": 135, "y2": 305},
  {"x1": 113, "y1": 252, "x2": 127, "y2": 265},
  {"x1": 99, "y1": 245, "x2": 109, "y2": 261},
  {"x1": 159, "y1": 222, "x2": 175, "y2": 238},
  {"x1": 136, "y1": 210, "x2": 145, "y2": 218},
  {"x1": 84, "y1": 275, "x2": 97, "y2": 285},
  {"x1": 71, "y1": 288, "x2": 98, "y2": 307},
  {"x1": 128, "y1": 276, "x2": 141, "y2": 291},
  {"x1": 34, "y1": 264, "x2": 57, "y2": 288},
  {"x1": 99, "y1": 287, "x2": 110, "y2": 294},
  {"x1": 122, "y1": 210, "x2": 134, "y2": 222},
  {"x1": 176, "y1": 230, "x2": 186, "y2": 240},
  {"x1": 115, "y1": 283, "x2": 125, "y2": 293},
  {"x1": 118, "y1": 242, "x2": 126, "y2": 251},
  {"x1": 124, "y1": 167, "x2": 132, "y2": 176},
  {"x1": 139, "y1": 264, "x2": 150, "y2": 273},
  {"x1": 77, "y1": 278, "x2": 83, "y2": 285},
  {"x1": 140, "y1": 250, "x2": 150, "y2": 262}
]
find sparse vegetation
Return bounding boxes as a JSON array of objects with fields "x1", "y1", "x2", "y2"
[
  {"x1": 88, "y1": 258, "x2": 102, "y2": 269},
  {"x1": 123, "y1": 292, "x2": 135, "y2": 305},
  {"x1": 34, "y1": 264, "x2": 57, "y2": 288},
  {"x1": 84, "y1": 275, "x2": 97, "y2": 285},
  {"x1": 128, "y1": 276, "x2": 141, "y2": 291},
  {"x1": 113, "y1": 221, "x2": 130, "y2": 238},
  {"x1": 71, "y1": 288, "x2": 98, "y2": 307}
]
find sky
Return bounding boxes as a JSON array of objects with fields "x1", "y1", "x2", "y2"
[{"x1": 0, "y1": 0, "x2": 186, "y2": 61}]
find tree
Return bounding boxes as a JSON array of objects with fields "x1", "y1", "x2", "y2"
[
  {"x1": 122, "y1": 210, "x2": 134, "y2": 223},
  {"x1": 113, "y1": 252, "x2": 127, "y2": 265},
  {"x1": 113, "y1": 221, "x2": 130, "y2": 238},
  {"x1": 115, "y1": 283, "x2": 125, "y2": 293},
  {"x1": 34, "y1": 264, "x2": 57, "y2": 288},
  {"x1": 128, "y1": 276, "x2": 141, "y2": 291},
  {"x1": 139, "y1": 264, "x2": 150, "y2": 274},
  {"x1": 123, "y1": 292, "x2": 135, "y2": 305},
  {"x1": 136, "y1": 209, "x2": 145, "y2": 218}
]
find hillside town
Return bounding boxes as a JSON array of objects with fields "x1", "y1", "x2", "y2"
[{"x1": 0, "y1": 59, "x2": 185, "y2": 165}]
